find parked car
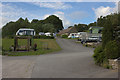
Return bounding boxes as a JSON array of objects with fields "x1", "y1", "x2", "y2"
[
  {"x1": 39, "y1": 32, "x2": 45, "y2": 35},
  {"x1": 80, "y1": 27, "x2": 103, "y2": 43},
  {"x1": 45, "y1": 32, "x2": 51, "y2": 36},
  {"x1": 81, "y1": 33, "x2": 102, "y2": 44},
  {"x1": 16, "y1": 28, "x2": 35, "y2": 36}
]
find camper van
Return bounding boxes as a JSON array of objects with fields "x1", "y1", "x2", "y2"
[
  {"x1": 80, "y1": 27, "x2": 103, "y2": 43},
  {"x1": 78, "y1": 32, "x2": 87, "y2": 41},
  {"x1": 16, "y1": 28, "x2": 36, "y2": 36}
]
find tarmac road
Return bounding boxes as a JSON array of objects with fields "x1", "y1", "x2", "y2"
[
  {"x1": 31, "y1": 38, "x2": 118, "y2": 78},
  {"x1": 2, "y1": 38, "x2": 118, "y2": 78},
  {"x1": 2, "y1": 55, "x2": 37, "y2": 78}
]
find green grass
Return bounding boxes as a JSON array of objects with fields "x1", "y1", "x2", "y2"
[{"x1": 2, "y1": 39, "x2": 61, "y2": 56}]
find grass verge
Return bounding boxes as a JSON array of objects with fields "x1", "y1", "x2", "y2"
[{"x1": 2, "y1": 39, "x2": 61, "y2": 56}]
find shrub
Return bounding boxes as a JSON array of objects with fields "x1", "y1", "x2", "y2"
[
  {"x1": 33, "y1": 35, "x2": 40, "y2": 39},
  {"x1": 93, "y1": 45, "x2": 105, "y2": 65},
  {"x1": 4, "y1": 35, "x2": 15, "y2": 39},
  {"x1": 104, "y1": 40, "x2": 119, "y2": 59},
  {"x1": 61, "y1": 34, "x2": 68, "y2": 38},
  {"x1": 56, "y1": 34, "x2": 61, "y2": 37},
  {"x1": 33, "y1": 35, "x2": 54, "y2": 39},
  {"x1": 102, "y1": 58, "x2": 112, "y2": 69}
]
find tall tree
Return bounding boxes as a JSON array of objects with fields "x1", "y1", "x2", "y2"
[
  {"x1": 44, "y1": 15, "x2": 63, "y2": 32},
  {"x1": 102, "y1": 18, "x2": 114, "y2": 48}
]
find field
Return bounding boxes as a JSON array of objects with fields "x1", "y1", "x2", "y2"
[{"x1": 2, "y1": 39, "x2": 61, "y2": 56}]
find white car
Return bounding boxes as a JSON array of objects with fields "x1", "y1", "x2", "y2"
[
  {"x1": 45, "y1": 32, "x2": 51, "y2": 36},
  {"x1": 39, "y1": 32, "x2": 45, "y2": 35}
]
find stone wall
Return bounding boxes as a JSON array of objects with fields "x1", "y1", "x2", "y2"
[{"x1": 108, "y1": 59, "x2": 118, "y2": 69}]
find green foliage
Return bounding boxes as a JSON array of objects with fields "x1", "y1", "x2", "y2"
[
  {"x1": 33, "y1": 35, "x2": 54, "y2": 39},
  {"x1": 102, "y1": 18, "x2": 114, "y2": 48},
  {"x1": 88, "y1": 22, "x2": 97, "y2": 28},
  {"x1": 44, "y1": 15, "x2": 63, "y2": 32},
  {"x1": 97, "y1": 16, "x2": 106, "y2": 27},
  {"x1": 56, "y1": 34, "x2": 61, "y2": 37},
  {"x1": 30, "y1": 21, "x2": 43, "y2": 34},
  {"x1": 72, "y1": 24, "x2": 88, "y2": 32},
  {"x1": 31, "y1": 19, "x2": 39, "y2": 23},
  {"x1": 93, "y1": 45, "x2": 105, "y2": 65},
  {"x1": 2, "y1": 15, "x2": 63, "y2": 38},
  {"x1": 2, "y1": 39, "x2": 61, "y2": 56},
  {"x1": 97, "y1": 13, "x2": 120, "y2": 48},
  {"x1": 42, "y1": 23, "x2": 55, "y2": 33},
  {"x1": 104, "y1": 40, "x2": 119, "y2": 59},
  {"x1": 93, "y1": 13, "x2": 120, "y2": 67},
  {"x1": 97, "y1": 13, "x2": 119, "y2": 27},
  {"x1": 61, "y1": 34, "x2": 68, "y2": 38},
  {"x1": 2, "y1": 17, "x2": 30, "y2": 38}
]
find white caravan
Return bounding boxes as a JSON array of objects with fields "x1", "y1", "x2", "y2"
[
  {"x1": 68, "y1": 33, "x2": 78, "y2": 38},
  {"x1": 16, "y1": 28, "x2": 35, "y2": 36}
]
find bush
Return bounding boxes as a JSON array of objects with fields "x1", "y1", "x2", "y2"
[
  {"x1": 33, "y1": 35, "x2": 40, "y2": 39},
  {"x1": 61, "y1": 34, "x2": 68, "y2": 38},
  {"x1": 56, "y1": 34, "x2": 61, "y2": 37},
  {"x1": 104, "y1": 40, "x2": 119, "y2": 59},
  {"x1": 33, "y1": 35, "x2": 54, "y2": 39},
  {"x1": 4, "y1": 35, "x2": 15, "y2": 39},
  {"x1": 102, "y1": 58, "x2": 111, "y2": 69},
  {"x1": 93, "y1": 45, "x2": 105, "y2": 65}
]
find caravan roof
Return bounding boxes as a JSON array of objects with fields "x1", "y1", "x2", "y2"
[{"x1": 18, "y1": 28, "x2": 35, "y2": 31}]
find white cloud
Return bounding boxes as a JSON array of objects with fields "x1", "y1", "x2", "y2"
[
  {"x1": 69, "y1": 11, "x2": 89, "y2": 20},
  {"x1": 54, "y1": 11, "x2": 73, "y2": 28},
  {"x1": 33, "y1": 2, "x2": 72, "y2": 9},
  {"x1": 1, "y1": 3, "x2": 25, "y2": 27},
  {"x1": 0, "y1": 2, "x2": 71, "y2": 29},
  {"x1": 93, "y1": 2, "x2": 118, "y2": 19},
  {"x1": 55, "y1": 11, "x2": 64, "y2": 14},
  {"x1": 43, "y1": 11, "x2": 73, "y2": 29},
  {"x1": 1, "y1": 3, "x2": 42, "y2": 28},
  {"x1": 43, "y1": 14, "x2": 51, "y2": 19},
  {"x1": 1, "y1": 0, "x2": 118, "y2": 2}
]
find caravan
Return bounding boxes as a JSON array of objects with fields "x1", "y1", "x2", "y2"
[
  {"x1": 16, "y1": 28, "x2": 36, "y2": 36},
  {"x1": 68, "y1": 33, "x2": 78, "y2": 38},
  {"x1": 79, "y1": 27, "x2": 103, "y2": 43},
  {"x1": 77, "y1": 32, "x2": 87, "y2": 41}
]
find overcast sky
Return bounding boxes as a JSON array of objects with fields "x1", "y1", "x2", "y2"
[{"x1": 0, "y1": 2, "x2": 118, "y2": 29}]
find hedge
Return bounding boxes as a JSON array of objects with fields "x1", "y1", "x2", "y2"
[
  {"x1": 61, "y1": 34, "x2": 68, "y2": 38},
  {"x1": 104, "y1": 40, "x2": 119, "y2": 59},
  {"x1": 93, "y1": 45, "x2": 105, "y2": 65},
  {"x1": 33, "y1": 35, "x2": 54, "y2": 39}
]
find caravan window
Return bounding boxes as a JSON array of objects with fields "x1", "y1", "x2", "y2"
[
  {"x1": 72, "y1": 34, "x2": 74, "y2": 36},
  {"x1": 26, "y1": 30, "x2": 31, "y2": 35},
  {"x1": 19, "y1": 30, "x2": 23, "y2": 33},
  {"x1": 92, "y1": 28, "x2": 99, "y2": 34},
  {"x1": 16, "y1": 28, "x2": 35, "y2": 36},
  {"x1": 18, "y1": 30, "x2": 25, "y2": 35},
  {"x1": 98, "y1": 29, "x2": 102, "y2": 33}
]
